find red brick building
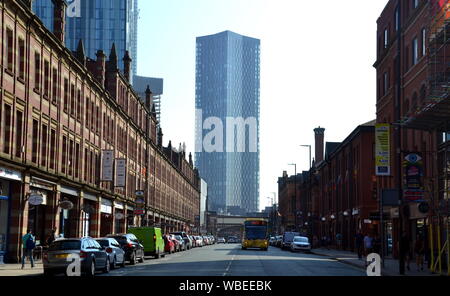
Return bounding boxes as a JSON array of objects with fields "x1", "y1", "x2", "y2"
[
  {"x1": 0, "y1": 0, "x2": 200, "y2": 263},
  {"x1": 277, "y1": 171, "x2": 302, "y2": 232},
  {"x1": 374, "y1": 0, "x2": 446, "y2": 259},
  {"x1": 309, "y1": 124, "x2": 377, "y2": 251}
]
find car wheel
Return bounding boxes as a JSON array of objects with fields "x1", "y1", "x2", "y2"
[
  {"x1": 111, "y1": 256, "x2": 117, "y2": 270},
  {"x1": 103, "y1": 258, "x2": 110, "y2": 273},
  {"x1": 130, "y1": 251, "x2": 136, "y2": 265},
  {"x1": 85, "y1": 259, "x2": 95, "y2": 277}
]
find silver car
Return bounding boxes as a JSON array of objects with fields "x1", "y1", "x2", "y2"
[
  {"x1": 95, "y1": 238, "x2": 126, "y2": 269},
  {"x1": 290, "y1": 236, "x2": 311, "y2": 252},
  {"x1": 43, "y1": 237, "x2": 110, "y2": 276}
]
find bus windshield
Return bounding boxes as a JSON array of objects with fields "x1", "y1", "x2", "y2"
[{"x1": 245, "y1": 226, "x2": 267, "y2": 240}]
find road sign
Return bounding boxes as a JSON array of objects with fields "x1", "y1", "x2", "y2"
[{"x1": 135, "y1": 190, "x2": 145, "y2": 197}]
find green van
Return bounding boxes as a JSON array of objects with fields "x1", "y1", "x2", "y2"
[{"x1": 128, "y1": 227, "x2": 166, "y2": 259}]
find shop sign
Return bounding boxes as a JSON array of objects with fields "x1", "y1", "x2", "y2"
[
  {"x1": 364, "y1": 219, "x2": 372, "y2": 224},
  {"x1": 115, "y1": 213, "x2": 124, "y2": 220},
  {"x1": 375, "y1": 124, "x2": 391, "y2": 176},
  {"x1": 135, "y1": 209, "x2": 145, "y2": 215},
  {"x1": 114, "y1": 201, "x2": 124, "y2": 210},
  {"x1": 101, "y1": 204, "x2": 112, "y2": 214},
  {"x1": 115, "y1": 159, "x2": 127, "y2": 187},
  {"x1": 0, "y1": 167, "x2": 22, "y2": 181},
  {"x1": 101, "y1": 150, "x2": 114, "y2": 181},
  {"x1": 29, "y1": 194, "x2": 44, "y2": 206},
  {"x1": 60, "y1": 200, "x2": 74, "y2": 210},
  {"x1": 135, "y1": 190, "x2": 145, "y2": 197},
  {"x1": 0, "y1": 196, "x2": 8, "y2": 201},
  {"x1": 403, "y1": 152, "x2": 424, "y2": 202}
]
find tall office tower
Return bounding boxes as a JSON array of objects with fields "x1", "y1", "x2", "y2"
[
  {"x1": 195, "y1": 31, "x2": 260, "y2": 216},
  {"x1": 33, "y1": 0, "x2": 139, "y2": 78},
  {"x1": 133, "y1": 75, "x2": 163, "y2": 125}
]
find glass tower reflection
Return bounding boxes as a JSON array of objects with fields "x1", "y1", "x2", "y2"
[{"x1": 195, "y1": 31, "x2": 260, "y2": 215}]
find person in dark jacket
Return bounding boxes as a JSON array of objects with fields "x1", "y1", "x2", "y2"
[
  {"x1": 21, "y1": 230, "x2": 35, "y2": 269},
  {"x1": 46, "y1": 229, "x2": 58, "y2": 246},
  {"x1": 355, "y1": 231, "x2": 364, "y2": 259}
]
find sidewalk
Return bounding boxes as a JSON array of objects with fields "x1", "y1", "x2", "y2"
[
  {"x1": 0, "y1": 263, "x2": 43, "y2": 277},
  {"x1": 311, "y1": 248, "x2": 445, "y2": 276}
]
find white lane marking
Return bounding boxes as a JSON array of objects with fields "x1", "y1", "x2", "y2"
[{"x1": 223, "y1": 246, "x2": 237, "y2": 276}]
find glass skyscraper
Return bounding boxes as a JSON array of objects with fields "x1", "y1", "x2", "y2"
[
  {"x1": 32, "y1": 0, "x2": 138, "y2": 77},
  {"x1": 195, "y1": 31, "x2": 260, "y2": 215}
]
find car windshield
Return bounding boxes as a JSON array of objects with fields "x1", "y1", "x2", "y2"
[
  {"x1": 109, "y1": 236, "x2": 128, "y2": 245},
  {"x1": 96, "y1": 240, "x2": 109, "y2": 247},
  {"x1": 293, "y1": 237, "x2": 309, "y2": 243},
  {"x1": 245, "y1": 226, "x2": 267, "y2": 240},
  {"x1": 48, "y1": 240, "x2": 81, "y2": 251}
]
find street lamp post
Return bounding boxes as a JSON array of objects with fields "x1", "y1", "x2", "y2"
[
  {"x1": 288, "y1": 163, "x2": 297, "y2": 232},
  {"x1": 301, "y1": 145, "x2": 312, "y2": 239}
]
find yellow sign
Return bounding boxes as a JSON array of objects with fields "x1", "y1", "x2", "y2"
[{"x1": 375, "y1": 124, "x2": 391, "y2": 176}]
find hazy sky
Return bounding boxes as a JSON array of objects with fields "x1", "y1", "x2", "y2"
[{"x1": 137, "y1": 0, "x2": 389, "y2": 211}]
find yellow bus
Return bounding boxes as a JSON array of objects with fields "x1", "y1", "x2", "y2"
[{"x1": 241, "y1": 218, "x2": 269, "y2": 251}]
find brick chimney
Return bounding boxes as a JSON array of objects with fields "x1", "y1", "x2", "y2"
[
  {"x1": 95, "y1": 50, "x2": 106, "y2": 87},
  {"x1": 51, "y1": 0, "x2": 67, "y2": 43},
  {"x1": 314, "y1": 127, "x2": 325, "y2": 164},
  {"x1": 145, "y1": 85, "x2": 153, "y2": 111},
  {"x1": 123, "y1": 51, "x2": 132, "y2": 82}
]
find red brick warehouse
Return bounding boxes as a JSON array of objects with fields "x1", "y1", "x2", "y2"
[{"x1": 0, "y1": 0, "x2": 200, "y2": 263}]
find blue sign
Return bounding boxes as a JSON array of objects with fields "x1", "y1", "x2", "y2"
[{"x1": 0, "y1": 196, "x2": 8, "y2": 200}]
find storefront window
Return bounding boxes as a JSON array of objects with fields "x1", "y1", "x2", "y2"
[{"x1": 0, "y1": 180, "x2": 10, "y2": 253}]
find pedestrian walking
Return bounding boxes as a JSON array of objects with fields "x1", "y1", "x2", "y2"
[
  {"x1": 21, "y1": 230, "x2": 36, "y2": 269},
  {"x1": 400, "y1": 233, "x2": 411, "y2": 271},
  {"x1": 355, "y1": 231, "x2": 364, "y2": 259},
  {"x1": 364, "y1": 233, "x2": 373, "y2": 257},
  {"x1": 414, "y1": 235, "x2": 425, "y2": 271}
]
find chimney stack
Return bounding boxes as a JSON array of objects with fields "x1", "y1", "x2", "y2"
[
  {"x1": 123, "y1": 51, "x2": 132, "y2": 82},
  {"x1": 314, "y1": 127, "x2": 325, "y2": 164},
  {"x1": 51, "y1": 0, "x2": 67, "y2": 43},
  {"x1": 157, "y1": 128, "x2": 163, "y2": 148},
  {"x1": 95, "y1": 50, "x2": 106, "y2": 87},
  {"x1": 145, "y1": 85, "x2": 153, "y2": 111}
]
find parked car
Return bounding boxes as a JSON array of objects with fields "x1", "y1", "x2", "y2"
[
  {"x1": 275, "y1": 235, "x2": 283, "y2": 248},
  {"x1": 163, "y1": 235, "x2": 175, "y2": 254},
  {"x1": 290, "y1": 236, "x2": 311, "y2": 252},
  {"x1": 43, "y1": 237, "x2": 109, "y2": 277},
  {"x1": 269, "y1": 237, "x2": 276, "y2": 246},
  {"x1": 194, "y1": 236, "x2": 204, "y2": 247},
  {"x1": 170, "y1": 232, "x2": 192, "y2": 250},
  {"x1": 227, "y1": 236, "x2": 239, "y2": 244},
  {"x1": 202, "y1": 236, "x2": 210, "y2": 245},
  {"x1": 95, "y1": 238, "x2": 126, "y2": 269},
  {"x1": 209, "y1": 236, "x2": 216, "y2": 244},
  {"x1": 170, "y1": 235, "x2": 182, "y2": 252},
  {"x1": 189, "y1": 235, "x2": 197, "y2": 248},
  {"x1": 282, "y1": 232, "x2": 300, "y2": 250},
  {"x1": 107, "y1": 233, "x2": 145, "y2": 265},
  {"x1": 217, "y1": 237, "x2": 226, "y2": 244},
  {"x1": 174, "y1": 235, "x2": 186, "y2": 251},
  {"x1": 128, "y1": 227, "x2": 166, "y2": 259}
]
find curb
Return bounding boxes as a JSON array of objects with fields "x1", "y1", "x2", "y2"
[{"x1": 310, "y1": 250, "x2": 395, "y2": 276}]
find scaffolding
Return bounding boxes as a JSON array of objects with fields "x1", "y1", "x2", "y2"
[{"x1": 427, "y1": 0, "x2": 450, "y2": 276}]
